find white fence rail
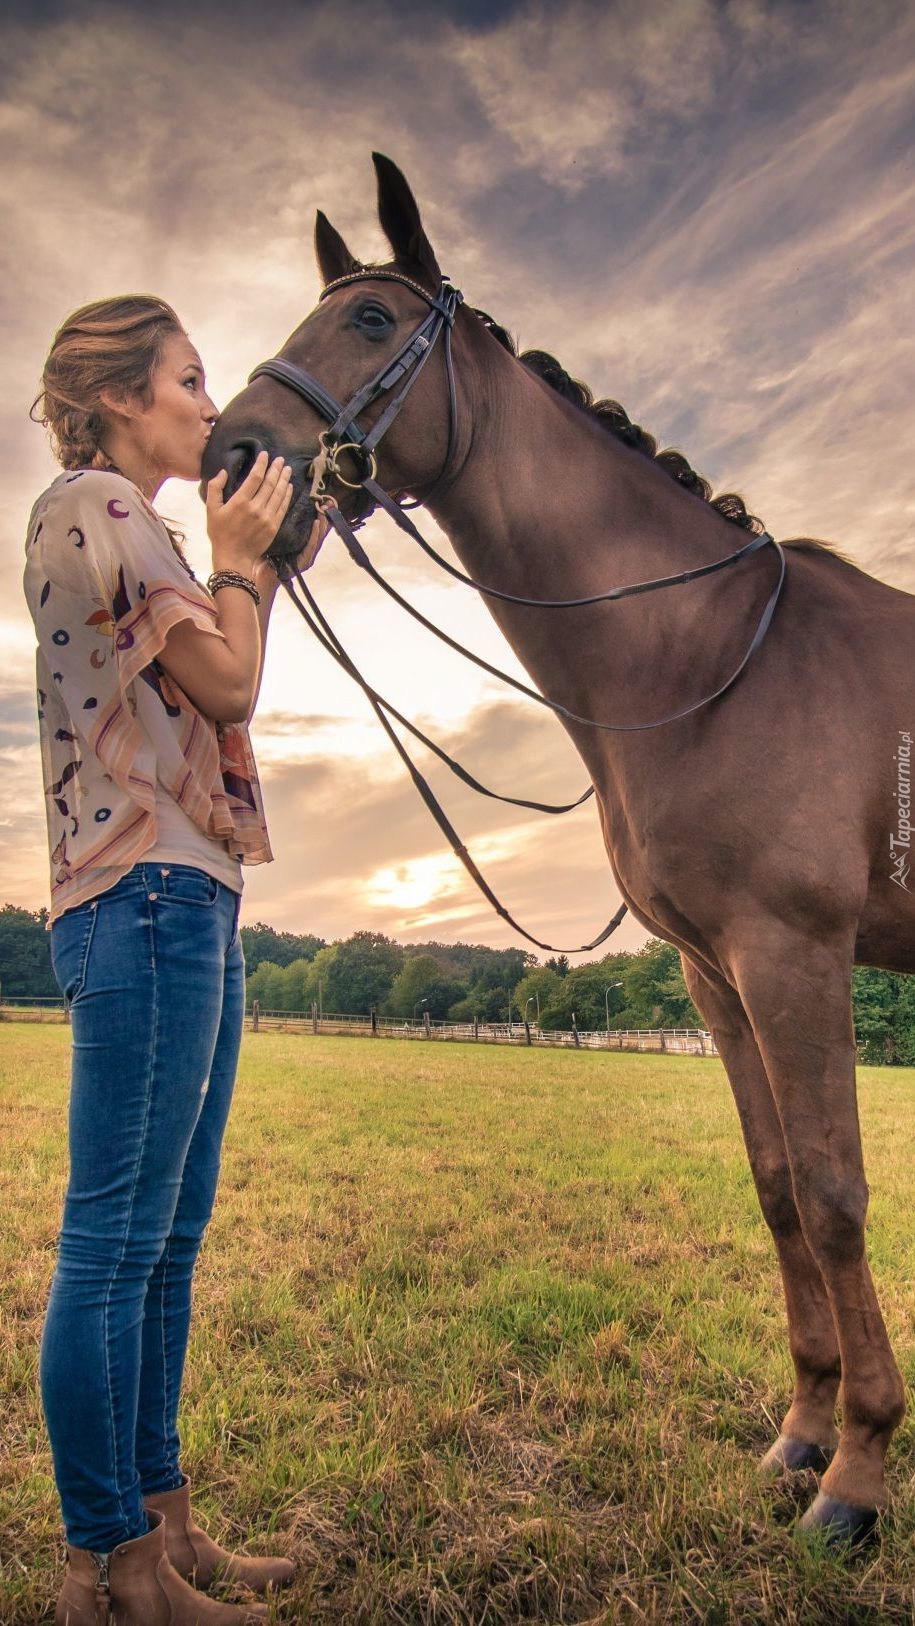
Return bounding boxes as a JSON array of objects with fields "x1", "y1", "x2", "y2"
[
  {"x1": 245, "y1": 1007, "x2": 718, "y2": 1055},
  {"x1": 0, "y1": 998, "x2": 717, "y2": 1055}
]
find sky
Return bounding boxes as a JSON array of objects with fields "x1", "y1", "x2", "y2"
[{"x1": 2, "y1": 0, "x2": 915, "y2": 953}]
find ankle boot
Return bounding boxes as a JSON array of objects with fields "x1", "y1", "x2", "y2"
[
  {"x1": 144, "y1": 1477, "x2": 295, "y2": 1595},
  {"x1": 54, "y1": 1510, "x2": 268, "y2": 1624}
]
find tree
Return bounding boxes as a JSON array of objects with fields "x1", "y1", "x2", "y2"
[
  {"x1": 0, "y1": 904, "x2": 57, "y2": 998},
  {"x1": 275, "y1": 957, "x2": 314, "y2": 1012},
  {"x1": 297, "y1": 945, "x2": 338, "y2": 1012},
  {"x1": 512, "y1": 966, "x2": 562, "y2": 1025},
  {"x1": 321, "y1": 932, "x2": 404, "y2": 1015},
  {"x1": 244, "y1": 959, "x2": 288, "y2": 1010},
  {"x1": 619, "y1": 940, "x2": 701, "y2": 1028},
  {"x1": 385, "y1": 955, "x2": 466, "y2": 1019},
  {"x1": 853, "y1": 967, "x2": 915, "y2": 1065},
  {"x1": 240, "y1": 921, "x2": 325, "y2": 973}
]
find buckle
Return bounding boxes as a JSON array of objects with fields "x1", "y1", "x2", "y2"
[{"x1": 89, "y1": 1550, "x2": 110, "y2": 1590}]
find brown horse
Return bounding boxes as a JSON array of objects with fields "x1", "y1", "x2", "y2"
[{"x1": 203, "y1": 155, "x2": 915, "y2": 1544}]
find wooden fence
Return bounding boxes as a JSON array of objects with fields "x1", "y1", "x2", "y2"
[
  {"x1": 0, "y1": 998, "x2": 717, "y2": 1055},
  {"x1": 245, "y1": 1006, "x2": 718, "y2": 1055}
]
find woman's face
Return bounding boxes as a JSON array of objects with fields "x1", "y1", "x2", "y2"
[{"x1": 132, "y1": 330, "x2": 220, "y2": 481}]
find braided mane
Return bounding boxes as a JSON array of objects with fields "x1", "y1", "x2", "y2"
[
  {"x1": 470, "y1": 308, "x2": 854, "y2": 561},
  {"x1": 472, "y1": 308, "x2": 765, "y2": 534}
]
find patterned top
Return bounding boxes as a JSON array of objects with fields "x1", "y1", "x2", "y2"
[{"x1": 23, "y1": 469, "x2": 273, "y2": 922}]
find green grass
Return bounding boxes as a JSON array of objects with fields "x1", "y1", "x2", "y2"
[{"x1": 3, "y1": 1025, "x2": 915, "y2": 1623}]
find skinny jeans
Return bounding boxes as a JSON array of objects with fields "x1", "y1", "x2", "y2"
[{"x1": 41, "y1": 862, "x2": 244, "y2": 1551}]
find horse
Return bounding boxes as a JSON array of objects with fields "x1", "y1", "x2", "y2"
[{"x1": 202, "y1": 153, "x2": 915, "y2": 1545}]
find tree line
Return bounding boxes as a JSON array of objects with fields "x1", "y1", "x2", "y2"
[{"x1": 3, "y1": 901, "x2": 915, "y2": 1061}]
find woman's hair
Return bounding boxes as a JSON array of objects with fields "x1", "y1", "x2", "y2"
[
  {"x1": 31, "y1": 294, "x2": 184, "y2": 472},
  {"x1": 31, "y1": 294, "x2": 192, "y2": 566}
]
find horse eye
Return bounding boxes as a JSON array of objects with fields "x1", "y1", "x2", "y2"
[{"x1": 357, "y1": 304, "x2": 391, "y2": 330}]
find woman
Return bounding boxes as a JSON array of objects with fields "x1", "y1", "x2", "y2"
[{"x1": 25, "y1": 295, "x2": 309, "y2": 1624}]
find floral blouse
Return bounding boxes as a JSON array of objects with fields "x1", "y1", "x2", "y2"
[{"x1": 23, "y1": 469, "x2": 273, "y2": 922}]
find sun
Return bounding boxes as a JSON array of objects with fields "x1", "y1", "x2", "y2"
[{"x1": 364, "y1": 854, "x2": 464, "y2": 912}]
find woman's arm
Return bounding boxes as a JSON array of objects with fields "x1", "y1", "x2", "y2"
[
  {"x1": 247, "y1": 566, "x2": 281, "y2": 721},
  {"x1": 158, "y1": 452, "x2": 291, "y2": 724},
  {"x1": 158, "y1": 585, "x2": 262, "y2": 724}
]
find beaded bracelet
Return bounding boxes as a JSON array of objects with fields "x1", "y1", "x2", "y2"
[{"x1": 206, "y1": 570, "x2": 261, "y2": 606}]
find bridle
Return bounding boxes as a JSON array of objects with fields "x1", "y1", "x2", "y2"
[
  {"x1": 246, "y1": 270, "x2": 786, "y2": 953},
  {"x1": 249, "y1": 269, "x2": 464, "y2": 514}
]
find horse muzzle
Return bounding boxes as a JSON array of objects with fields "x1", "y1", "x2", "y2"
[{"x1": 199, "y1": 435, "x2": 324, "y2": 569}]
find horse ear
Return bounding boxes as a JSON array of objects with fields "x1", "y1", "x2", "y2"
[
  {"x1": 314, "y1": 211, "x2": 361, "y2": 286},
  {"x1": 372, "y1": 152, "x2": 441, "y2": 283}
]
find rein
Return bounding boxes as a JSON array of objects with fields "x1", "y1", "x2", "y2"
[
  {"x1": 249, "y1": 273, "x2": 786, "y2": 952},
  {"x1": 282, "y1": 561, "x2": 626, "y2": 954}
]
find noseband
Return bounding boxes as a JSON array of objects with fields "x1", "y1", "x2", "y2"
[{"x1": 248, "y1": 270, "x2": 464, "y2": 511}]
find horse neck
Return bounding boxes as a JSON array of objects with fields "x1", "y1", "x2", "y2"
[{"x1": 426, "y1": 351, "x2": 769, "y2": 777}]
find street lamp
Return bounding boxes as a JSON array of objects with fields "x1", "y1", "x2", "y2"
[
  {"x1": 413, "y1": 996, "x2": 428, "y2": 1023},
  {"x1": 604, "y1": 981, "x2": 623, "y2": 1032}
]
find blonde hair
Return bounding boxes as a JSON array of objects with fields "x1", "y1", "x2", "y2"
[{"x1": 32, "y1": 294, "x2": 191, "y2": 564}]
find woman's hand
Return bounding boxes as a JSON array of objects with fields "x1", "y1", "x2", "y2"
[{"x1": 205, "y1": 451, "x2": 293, "y2": 576}]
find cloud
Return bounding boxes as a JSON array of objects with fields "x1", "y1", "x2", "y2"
[
  {"x1": 3, "y1": 0, "x2": 915, "y2": 949},
  {"x1": 242, "y1": 699, "x2": 631, "y2": 951},
  {"x1": 450, "y1": 0, "x2": 730, "y2": 188}
]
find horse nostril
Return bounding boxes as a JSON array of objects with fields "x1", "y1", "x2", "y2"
[{"x1": 223, "y1": 438, "x2": 267, "y2": 499}]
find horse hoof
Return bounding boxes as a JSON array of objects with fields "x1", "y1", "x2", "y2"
[
  {"x1": 761, "y1": 1435, "x2": 834, "y2": 1477},
  {"x1": 798, "y1": 1492, "x2": 879, "y2": 1547}
]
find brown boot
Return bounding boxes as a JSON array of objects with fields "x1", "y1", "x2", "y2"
[
  {"x1": 144, "y1": 1476, "x2": 295, "y2": 1595},
  {"x1": 54, "y1": 1510, "x2": 268, "y2": 1624}
]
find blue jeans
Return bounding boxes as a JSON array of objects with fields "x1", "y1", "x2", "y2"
[{"x1": 42, "y1": 862, "x2": 245, "y2": 1551}]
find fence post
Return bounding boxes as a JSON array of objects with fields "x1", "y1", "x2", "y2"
[
  {"x1": 371, "y1": 1005, "x2": 378, "y2": 1036},
  {"x1": 524, "y1": 1019, "x2": 532, "y2": 1046},
  {"x1": 473, "y1": 1017, "x2": 479, "y2": 1041},
  {"x1": 572, "y1": 1013, "x2": 580, "y2": 1048},
  {"x1": 311, "y1": 1000, "x2": 318, "y2": 1036},
  {"x1": 423, "y1": 1009, "x2": 431, "y2": 1038},
  {"x1": 660, "y1": 1030, "x2": 666, "y2": 1052},
  {"x1": 252, "y1": 999, "x2": 260, "y2": 1033}
]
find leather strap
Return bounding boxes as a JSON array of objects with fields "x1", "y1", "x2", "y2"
[
  {"x1": 247, "y1": 357, "x2": 366, "y2": 448},
  {"x1": 322, "y1": 499, "x2": 787, "y2": 734},
  {"x1": 283, "y1": 565, "x2": 624, "y2": 955},
  {"x1": 364, "y1": 474, "x2": 776, "y2": 607}
]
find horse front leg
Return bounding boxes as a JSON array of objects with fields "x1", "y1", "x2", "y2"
[
  {"x1": 731, "y1": 928, "x2": 906, "y2": 1541},
  {"x1": 680, "y1": 957, "x2": 841, "y2": 1471}
]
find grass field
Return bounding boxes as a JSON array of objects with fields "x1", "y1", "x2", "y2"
[{"x1": 2, "y1": 1026, "x2": 915, "y2": 1625}]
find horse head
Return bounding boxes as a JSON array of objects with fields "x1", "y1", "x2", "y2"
[{"x1": 202, "y1": 154, "x2": 468, "y2": 570}]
